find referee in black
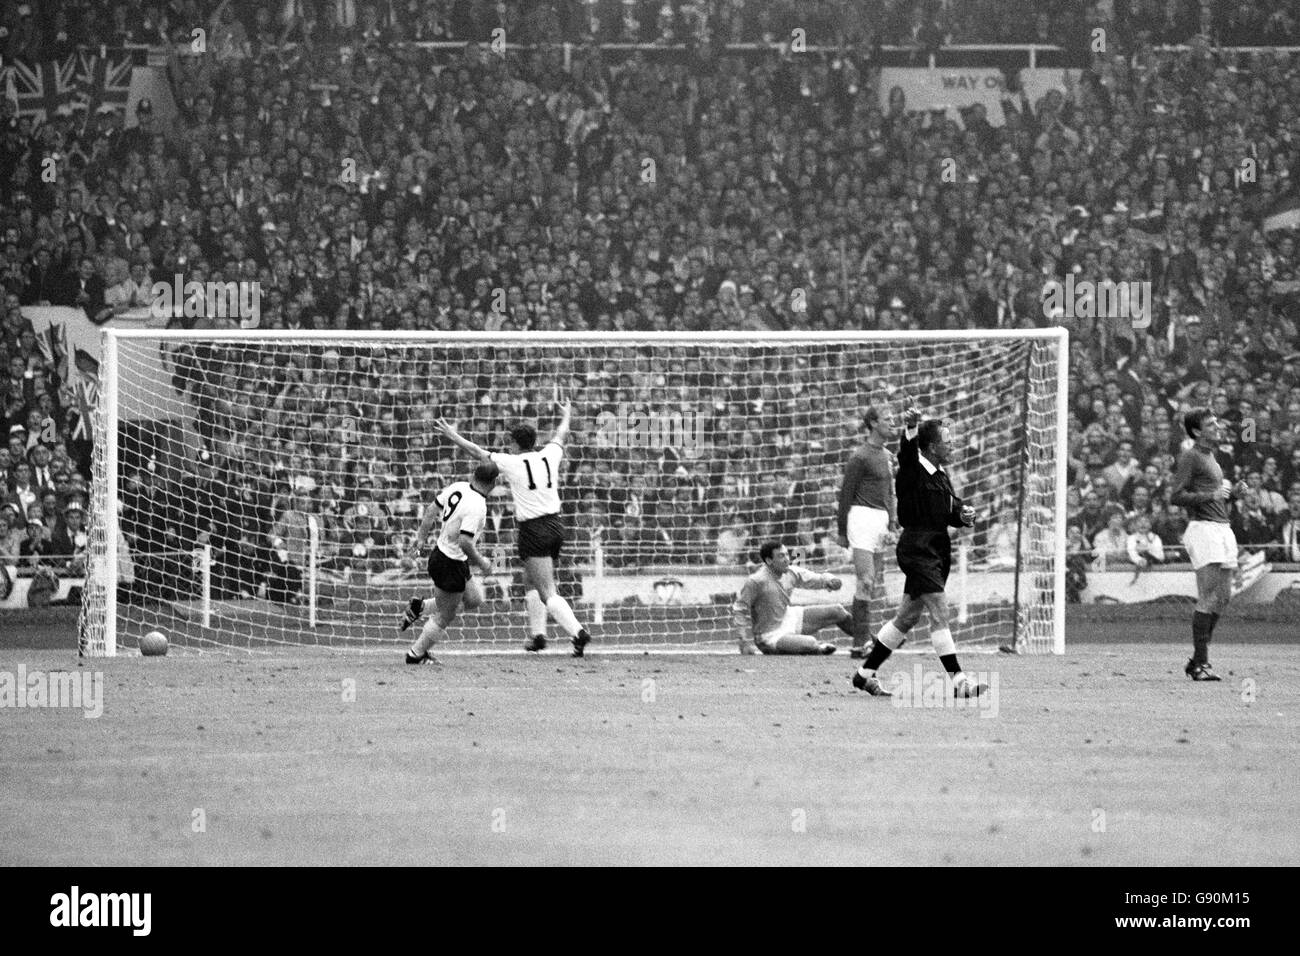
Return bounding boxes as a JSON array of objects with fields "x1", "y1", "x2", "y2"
[{"x1": 851, "y1": 406, "x2": 989, "y2": 698}]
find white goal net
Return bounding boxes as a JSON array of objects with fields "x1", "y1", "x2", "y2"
[{"x1": 77, "y1": 330, "x2": 1067, "y2": 655}]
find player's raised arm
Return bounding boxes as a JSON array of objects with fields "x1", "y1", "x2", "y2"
[
  {"x1": 898, "y1": 405, "x2": 921, "y2": 463},
  {"x1": 435, "y1": 417, "x2": 493, "y2": 462},
  {"x1": 548, "y1": 397, "x2": 573, "y2": 448}
]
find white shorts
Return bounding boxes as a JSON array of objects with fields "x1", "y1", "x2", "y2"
[
  {"x1": 1182, "y1": 521, "x2": 1238, "y2": 570},
  {"x1": 757, "y1": 606, "x2": 806, "y2": 649},
  {"x1": 847, "y1": 506, "x2": 890, "y2": 552}
]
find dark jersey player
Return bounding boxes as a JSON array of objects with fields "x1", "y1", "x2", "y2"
[
  {"x1": 837, "y1": 405, "x2": 899, "y2": 657},
  {"x1": 850, "y1": 406, "x2": 988, "y2": 699},
  {"x1": 1169, "y1": 408, "x2": 1250, "y2": 681},
  {"x1": 733, "y1": 541, "x2": 853, "y2": 655}
]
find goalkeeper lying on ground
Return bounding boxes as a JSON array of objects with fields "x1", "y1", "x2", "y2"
[{"x1": 732, "y1": 541, "x2": 855, "y2": 654}]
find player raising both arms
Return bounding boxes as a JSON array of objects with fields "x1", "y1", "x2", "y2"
[
  {"x1": 837, "y1": 405, "x2": 899, "y2": 658},
  {"x1": 401, "y1": 461, "x2": 499, "y2": 664},
  {"x1": 850, "y1": 406, "x2": 988, "y2": 698},
  {"x1": 1169, "y1": 408, "x2": 1250, "y2": 681},
  {"x1": 435, "y1": 399, "x2": 594, "y2": 657}
]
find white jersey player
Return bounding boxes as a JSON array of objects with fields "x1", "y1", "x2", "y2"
[
  {"x1": 488, "y1": 437, "x2": 564, "y2": 521},
  {"x1": 436, "y1": 399, "x2": 594, "y2": 656},
  {"x1": 431, "y1": 479, "x2": 489, "y2": 561},
  {"x1": 401, "y1": 461, "x2": 498, "y2": 664}
]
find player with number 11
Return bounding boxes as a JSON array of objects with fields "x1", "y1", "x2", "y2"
[{"x1": 435, "y1": 399, "x2": 595, "y2": 657}]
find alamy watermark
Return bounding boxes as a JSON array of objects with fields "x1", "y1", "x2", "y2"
[
  {"x1": 50, "y1": 886, "x2": 150, "y2": 936},
  {"x1": 150, "y1": 274, "x2": 261, "y2": 328},
  {"x1": 1042, "y1": 275, "x2": 1151, "y2": 329},
  {"x1": 0, "y1": 664, "x2": 103, "y2": 718},
  {"x1": 889, "y1": 664, "x2": 1000, "y2": 718},
  {"x1": 593, "y1": 404, "x2": 706, "y2": 459}
]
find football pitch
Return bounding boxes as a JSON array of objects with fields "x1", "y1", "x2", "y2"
[{"x1": 2, "y1": 618, "x2": 1297, "y2": 866}]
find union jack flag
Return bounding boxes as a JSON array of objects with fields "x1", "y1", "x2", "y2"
[
  {"x1": 72, "y1": 346, "x2": 101, "y2": 443},
  {"x1": 4, "y1": 55, "x2": 81, "y2": 123},
  {"x1": 1, "y1": 50, "x2": 140, "y2": 124},
  {"x1": 74, "y1": 51, "x2": 134, "y2": 118}
]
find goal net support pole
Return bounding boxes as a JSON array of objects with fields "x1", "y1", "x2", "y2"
[
  {"x1": 199, "y1": 544, "x2": 212, "y2": 629},
  {"x1": 307, "y1": 515, "x2": 320, "y2": 630},
  {"x1": 1054, "y1": 329, "x2": 1070, "y2": 655},
  {"x1": 101, "y1": 331, "x2": 119, "y2": 658}
]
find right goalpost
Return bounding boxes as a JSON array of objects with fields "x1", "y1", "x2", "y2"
[{"x1": 77, "y1": 329, "x2": 1068, "y2": 656}]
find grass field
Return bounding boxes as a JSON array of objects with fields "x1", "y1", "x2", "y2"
[{"x1": 2, "y1": 612, "x2": 1297, "y2": 866}]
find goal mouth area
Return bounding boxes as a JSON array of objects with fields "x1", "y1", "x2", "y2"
[
  {"x1": 97, "y1": 597, "x2": 1019, "y2": 657},
  {"x1": 80, "y1": 328, "x2": 1068, "y2": 657},
  {"x1": 98, "y1": 642, "x2": 1014, "y2": 659}
]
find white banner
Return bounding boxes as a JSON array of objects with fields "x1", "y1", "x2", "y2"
[
  {"x1": 580, "y1": 558, "x2": 1282, "y2": 608},
  {"x1": 879, "y1": 68, "x2": 1080, "y2": 126}
]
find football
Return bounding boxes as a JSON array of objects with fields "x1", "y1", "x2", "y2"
[{"x1": 139, "y1": 631, "x2": 168, "y2": 657}]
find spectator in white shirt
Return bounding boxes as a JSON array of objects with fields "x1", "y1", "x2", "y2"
[
  {"x1": 102, "y1": 259, "x2": 134, "y2": 315},
  {"x1": 985, "y1": 508, "x2": 1019, "y2": 569},
  {"x1": 1244, "y1": 470, "x2": 1287, "y2": 518},
  {"x1": 1101, "y1": 441, "x2": 1140, "y2": 497},
  {"x1": 1092, "y1": 510, "x2": 1130, "y2": 568},
  {"x1": 1280, "y1": 495, "x2": 1300, "y2": 563},
  {"x1": 125, "y1": 262, "x2": 155, "y2": 308},
  {"x1": 1126, "y1": 514, "x2": 1166, "y2": 568}
]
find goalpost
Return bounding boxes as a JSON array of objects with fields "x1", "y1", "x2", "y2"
[{"x1": 78, "y1": 329, "x2": 1068, "y2": 656}]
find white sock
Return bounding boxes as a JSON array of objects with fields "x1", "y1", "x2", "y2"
[
  {"x1": 545, "y1": 594, "x2": 583, "y2": 638},
  {"x1": 858, "y1": 620, "x2": 907, "y2": 677},
  {"x1": 930, "y1": 627, "x2": 955, "y2": 657},
  {"x1": 410, "y1": 618, "x2": 446, "y2": 657},
  {"x1": 525, "y1": 589, "x2": 548, "y2": 636},
  {"x1": 877, "y1": 620, "x2": 907, "y2": 650}
]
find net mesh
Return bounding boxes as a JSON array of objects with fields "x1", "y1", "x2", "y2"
[{"x1": 78, "y1": 333, "x2": 1064, "y2": 655}]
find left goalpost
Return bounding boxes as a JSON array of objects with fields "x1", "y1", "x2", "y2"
[{"x1": 77, "y1": 329, "x2": 1068, "y2": 656}]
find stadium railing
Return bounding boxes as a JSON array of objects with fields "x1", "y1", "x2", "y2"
[{"x1": 148, "y1": 38, "x2": 1300, "y2": 73}]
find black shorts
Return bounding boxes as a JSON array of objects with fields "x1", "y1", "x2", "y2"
[
  {"x1": 896, "y1": 529, "x2": 952, "y2": 597},
  {"x1": 427, "y1": 547, "x2": 471, "y2": 594},
  {"x1": 517, "y1": 512, "x2": 565, "y2": 561}
]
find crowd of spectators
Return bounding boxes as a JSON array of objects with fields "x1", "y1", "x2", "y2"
[
  {"x1": 148, "y1": 341, "x2": 869, "y2": 599},
  {"x1": 4, "y1": 2, "x2": 1300, "y2": 606},
  {"x1": 0, "y1": 349, "x2": 92, "y2": 597}
]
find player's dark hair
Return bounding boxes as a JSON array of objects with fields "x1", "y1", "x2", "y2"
[
  {"x1": 917, "y1": 419, "x2": 946, "y2": 452},
  {"x1": 1184, "y1": 407, "x2": 1212, "y2": 439},
  {"x1": 862, "y1": 405, "x2": 881, "y2": 430},
  {"x1": 509, "y1": 423, "x2": 537, "y2": 450},
  {"x1": 759, "y1": 540, "x2": 783, "y2": 563},
  {"x1": 473, "y1": 461, "x2": 499, "y2": 485}
]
